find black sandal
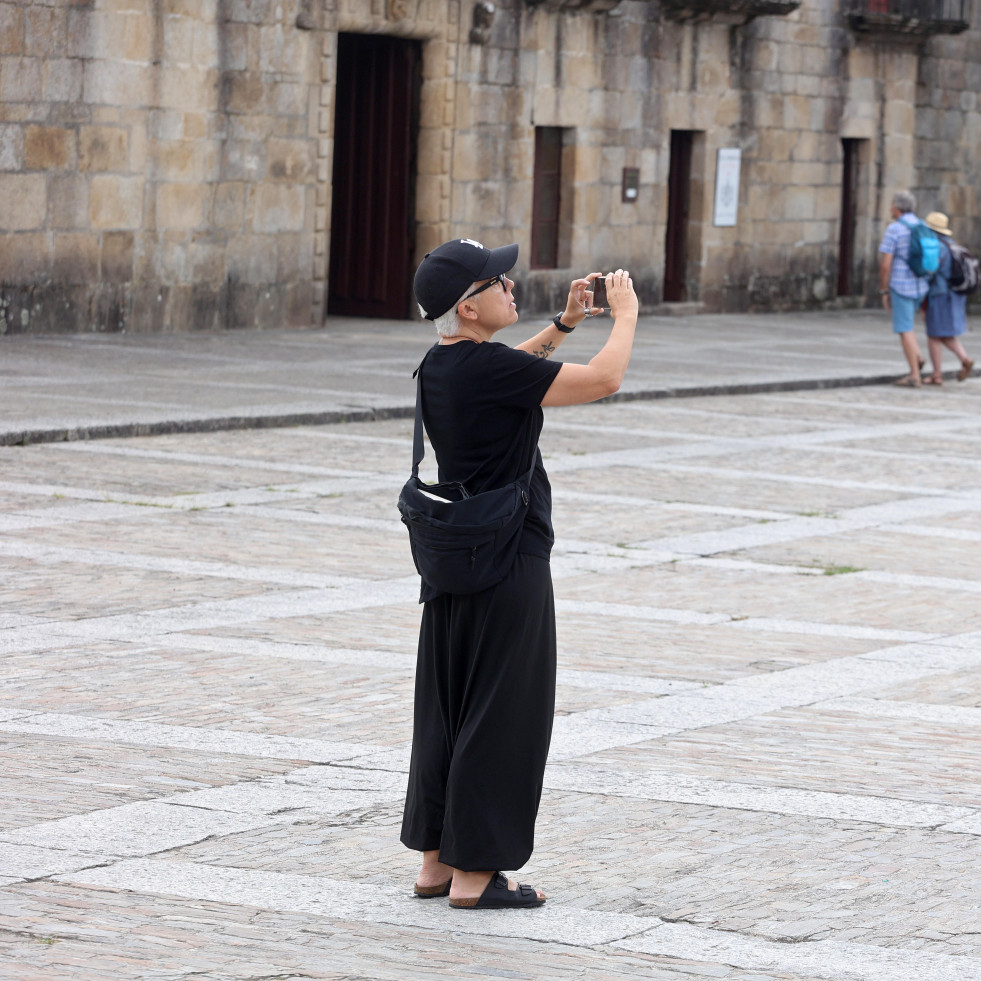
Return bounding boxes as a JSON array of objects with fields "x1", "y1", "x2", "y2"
[{"x1": 449, "y1": 871, "x2": 546, "y2": 909}]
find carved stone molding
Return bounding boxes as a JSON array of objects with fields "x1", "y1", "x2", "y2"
[
  {"x1": 524, "y1": 0, "x2": 624, "y2": 12},
  {"x1": 658, "y1": 0, "x2": 800, "y2": 22}
]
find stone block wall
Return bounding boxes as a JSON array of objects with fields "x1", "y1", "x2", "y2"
[
  {"x1": 2, "y1": 0, "x2": 980, "y2": 332},
  {"x1": 0, "y1": 0, "x2": 317, "y2": 334}
]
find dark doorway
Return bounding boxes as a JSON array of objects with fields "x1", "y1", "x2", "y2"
[
  {"x1": 531, "y1": 127, "x2": 563, "y2": 270},
  {"x1": 663, "y1": 130, "x2": 694, "y2": 302},
  {"x1": 837, "y1": 138, "x2": 861, "y2": 296},
  {"x1": 327, "y1": 33, "x2": 421, "y2": 319}
]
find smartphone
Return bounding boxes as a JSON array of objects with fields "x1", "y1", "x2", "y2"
[{"x1": 591, "y1": 275, "x2": 608, "y2": 308}]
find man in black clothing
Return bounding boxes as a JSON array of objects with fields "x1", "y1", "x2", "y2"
[{"x1": 402, "y1": 238, "x2": 638, "y2": 909}]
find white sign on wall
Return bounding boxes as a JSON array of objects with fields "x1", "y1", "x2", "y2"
[{"x1": 713, "y1": 148, "x2": 741, "y2": 227}]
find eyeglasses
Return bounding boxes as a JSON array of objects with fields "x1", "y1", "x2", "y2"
[{"x1": 463, "y1": 273, "x2": 507, "y2": 300}]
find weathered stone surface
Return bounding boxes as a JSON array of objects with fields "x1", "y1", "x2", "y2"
[
  {"x1": 89, "y1": 174, "x2": 143, "y2": 229},
  {"x1": 156, "y1": 182, "x2": 207, "y2": 231},
  {"x1": 100, "y1": 230, "x2": 134, "y2": 283},
  {"x1": 0, "y1": 0, "x2": 979, "y2": 330},
  {"x1": 23, "y1": 124, "x2": 74, "y2": 170},
  {"x1": 78, "y1": 125, "x2": 129, "y2": 172},
  {"x1": 0, "y1": 172, "x2": 45, "y2": 229}
]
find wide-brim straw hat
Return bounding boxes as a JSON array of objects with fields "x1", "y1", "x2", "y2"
[{"x1": 925, "y1": 211, "x2": 952, "y2": 236}]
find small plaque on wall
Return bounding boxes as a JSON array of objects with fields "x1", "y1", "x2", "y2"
[
  {"x1": 713, "y1": 148, "x2": 741, "y2": 227},
  {"x1": 622, "y1": 167, "x2": 639, "y2": 204}
]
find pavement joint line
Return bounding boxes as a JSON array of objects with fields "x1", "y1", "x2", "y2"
[
  {"x1": 159, "y1": 633, "x2": 703, "y2": 696},
  {"x1": 821, "y1": 696, "x2": 981, "y2": 728},
  {"x1": 879, "y1": 521, "x2": 981, "y2": 543},
  {"x1": 0, "y1": 406, "x2": 417, "y2": 447},
  {"x1": 553, "y1": 456, "x2": 981, "y2": 501},
  {"x1": 0, "y1": 802, "x2": 290, "y2": 860},
  {"x1": 554, "y1": 488, "x2": 793, "y2": 520},
  {"x1": 49, "y1": 440, "x2": 394, "y2": 479},
  {"x1": 556, "y1": 601, "x2": 937, "y2": 642},
  {"x1": 0, "y1": 372, "x2": 955, "y2": 447},
  {"x1": 617, "y1": 920, "x2": 981, "y2": 981},
  {"x1": 544, "y1": 412, "x2": 981, "y2": 470},
  {"x1": 685, "y1": 556, "x2": 981, "y2": 595},
  {"x1": 0, "y1": 713, "x2": 381, "y2": 765},
  {"x1": 804, "y1": 441, "x2": 981, "y2": 469},
  {"x1": 543, "y1": 763, "x2": 977, "y2": 830},
  {"x1": 0, "y1": 539, "x2": 368, "y2": 589},
  {"x1": 45, "y1": 858, "x2": 981, "y2": 980},
  {"x1": 572, "y1": 642, "x2": 981, "y2": 736},
  {"x1": 754, "y1": 388, "x2": 981, "y2": 415}
]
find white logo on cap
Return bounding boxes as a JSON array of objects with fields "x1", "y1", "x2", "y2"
[{"x1": 460, "y1": 238, "x2": 484, "y2": 250}]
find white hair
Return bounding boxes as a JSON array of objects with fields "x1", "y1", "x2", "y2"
[{"x1": 422, "y1": 283, "x2": 476, "y2": 338}]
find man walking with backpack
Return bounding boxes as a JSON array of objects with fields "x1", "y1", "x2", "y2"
[{"x1": 879, "y1": 190, "x2": 935, "y2": 387}]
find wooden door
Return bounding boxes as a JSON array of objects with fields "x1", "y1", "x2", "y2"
[
  {"x1": 327, "y1": 33, "x2": 421, "y2": 319},
  {"x1": 837, "y1": 139, "x2": 859, "y2": 296},
  {"x1": 663, "y1": 130, "x2": 693, "y2": 302}
]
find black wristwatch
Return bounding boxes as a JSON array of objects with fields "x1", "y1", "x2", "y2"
[{"x1": 552, "y1": 314, "x2": 576, "y2": 333}]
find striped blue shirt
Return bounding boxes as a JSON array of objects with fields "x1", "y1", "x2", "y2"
[{"x1": 879, "y1": 216, "x2": 930, "y2": 299}]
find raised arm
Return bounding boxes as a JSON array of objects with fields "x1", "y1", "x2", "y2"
[
  {"x1": 515, "y1": 273, "x2": 602, "y2": 359},
  {"x1": 541, "y1": 269, "x2": 638, "y2": 407}
]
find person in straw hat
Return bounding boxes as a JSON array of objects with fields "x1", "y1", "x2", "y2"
[{"x1": 921, "y1": 211, "x2": 974, "y2": 386}]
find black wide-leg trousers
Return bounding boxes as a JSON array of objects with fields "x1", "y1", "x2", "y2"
[{"x1": 400, "y1": 553, "x2": 556, "y2": 872}]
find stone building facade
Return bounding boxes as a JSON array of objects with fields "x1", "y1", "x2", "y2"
[{"x1": 0, "y1": 0, "x2": 977, "y2": 333}]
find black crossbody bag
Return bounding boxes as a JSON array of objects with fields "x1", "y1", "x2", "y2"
[{"x1": 397, "y1": 350, "x2": 535, "y2": 597}]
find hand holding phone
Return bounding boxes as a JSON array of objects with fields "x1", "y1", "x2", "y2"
[{"x1": 590, "y1": 274, "x2": 607, "y2": 310}]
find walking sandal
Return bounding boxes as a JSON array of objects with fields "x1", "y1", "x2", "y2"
[{"x1": 449, "y1": 871, "x2": 546, "y2": 909}]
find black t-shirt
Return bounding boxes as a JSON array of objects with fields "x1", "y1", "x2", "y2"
[{"x1": 417, "y1": 339, "x2": 562, "y2": 591}]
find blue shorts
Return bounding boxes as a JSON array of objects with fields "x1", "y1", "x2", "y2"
[{"x1": 890, "y1": 291, "x2": 919, "y2": 334}]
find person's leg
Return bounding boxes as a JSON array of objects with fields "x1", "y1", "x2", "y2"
[
  {"x1": 892, "y1": 292, "x2": 922, "y2": 382},
  {"x1": 949, "y1": 336, "x2": 975, "y2": 381},
  {"x1": 416, "y1": 849, "x2": 453, "y2": 891},
  {"x1": 898, "y1": 330, "x2": 923, "y2": 382},
  {"x1": 926, "y1": 336, "x2": 944, "y2": 383},
  {"x1": 942, "y1": 336, "x2": 969, "y2": 362},
  {"x1": 434, "y1": 555, "x2": 556, "y2": 900},
  {"x1": 401, "y1": 598, "x2": 454, "y2": 877}
]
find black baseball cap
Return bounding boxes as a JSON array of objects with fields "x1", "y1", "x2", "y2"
[{"x1": 414, "y1": 238, "x2": 518, "y2": 320}]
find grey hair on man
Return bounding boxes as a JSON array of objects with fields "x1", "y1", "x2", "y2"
[{"x1": 892, "y1": 190, "x2": 916, "y2": 214}]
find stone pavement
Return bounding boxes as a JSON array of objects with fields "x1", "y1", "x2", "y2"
[
  {"x1": 5, "y1": 307, "x2": 977, "y2": 446},
  {"x1": 1, "y1": 311, "x2": 981, "y2": 980}
]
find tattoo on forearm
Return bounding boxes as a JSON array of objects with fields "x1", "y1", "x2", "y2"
[{"x1": 533, "y1": 340, "x2": 556, "y2": 359}]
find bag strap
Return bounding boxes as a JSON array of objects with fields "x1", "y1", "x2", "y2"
[
  {"x1": 411, "y1": 345, "x2": 538, "y2": 490},
  {"x1": 410, "y1": 346, "x2": 436, "y2": 478}
]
